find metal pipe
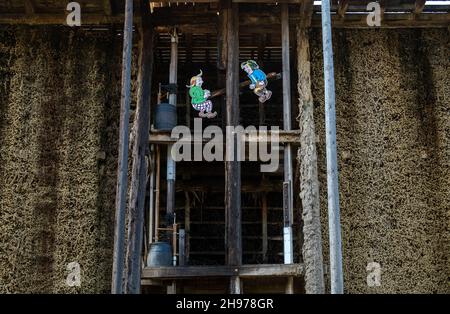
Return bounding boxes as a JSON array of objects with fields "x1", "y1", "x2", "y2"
[
  {"x1": 111, "y1": 0, "x2": 133, "y2": 295},
  {"x1": 321, "y1": 0, "x2": 344, "y2": 294},
  {"x1": 167, "y1": 29, "x2": 178, "y2": 219},
  {"x1": 281, "y1": 3, "x2": 294, "y2": 266}
]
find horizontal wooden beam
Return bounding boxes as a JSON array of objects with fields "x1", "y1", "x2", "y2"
[
  {"x1": 176, "y1": 179, "x2": 284, "y2": 193},
  {"x1": 1, "y1": 11, "x2": 449, "y2": 28},
  {"x1": 149, "y1": 129, "x2": 301, "y2": 144},
  {"x1": 141, "y1": 263, "x2": 304, "y2": 280}
]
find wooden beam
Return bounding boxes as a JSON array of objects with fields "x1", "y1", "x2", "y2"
[
  {"x1": 141, "y1": 264, "x2": 304, "y2": 280},
  {"x1": 222, "y1": 0, "x2": 242, "y2": 294},
  {"x1": 24, "y1": 0, "x2": 35, "y2": 15},
  {"x1": 257, "y1": 34, "x2": 267, "y2": 125},
  {"x1": 103, "y1": 0, "x2": 114, "y2": 16},
  {"x1": 261, "y1": 193, "x2": 268, "y2": 263},
  {"x1": 380, "y1": 0, "x2": 386, "y2": 23},
  {"x1": 184, "y1": 192, "x2": 191, "y2": 264},
  {"x1": 1, "y1": 11, "x2": 449, "y2": 29},
  {"x1": 111, "y1": 0, "x2": 134, "y2": 295},
  {"x1": 224, "y1": 0, "x2": 241, "y2": 270},
  {"x1": 125, "y1": 0, "x2": 154, "y2": 294},
  {"x1": 414, "y1": 0, "x2": 426, "y2": 15},
  {"x1": 176, "y1": 179, "x2": 283, "y2": 193},
  {"x1": 217, "y1": 3, "x2": 228, "y2": 71},
  {"x1": 149, "y1": 129, "x2": 301, "y2": 144},
  {"x1": 337, "y1": 0, "x2": 349, "y2": 19},
  {"x1": 297, "y1": 1, "x2": 325, "y2": 294},
  {"x1": 299, "y1": 0, "x2": 314, "y2": 28}
]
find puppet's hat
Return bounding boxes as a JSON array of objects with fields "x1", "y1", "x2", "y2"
[
  {"x1": 186, "y1": 70, "x2": 203, "y2": 88},
  {"x1": 241, "y1": 60, "x2": 259, "y2": 70}
]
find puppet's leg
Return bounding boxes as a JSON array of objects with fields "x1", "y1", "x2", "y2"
[
  {"x1": 204, "y1": 100, "x2": 217, "y2": 118},
  {"x1": 254, "y1": 86, "x2": 267, "y2": 103},
  {"x1": 193, "y1": 103, "x2": 207, "y2": 117}
]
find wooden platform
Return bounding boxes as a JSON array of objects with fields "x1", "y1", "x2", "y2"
[{"x1": 141, "y1": 263, "x2": 304, "y2": 282}]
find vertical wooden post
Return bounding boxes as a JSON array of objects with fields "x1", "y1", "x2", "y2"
[
  {"x1": 321, "y1": 0, "x2": 344, "y2": 294},
  {"x1": 125, "y1": 0, "x2": 154, "y2": 294},
  {"x1": 184, "y1": 191, "x2": 191, "y2": 264},
  {"x1": 261, "y1": 193, "x2": 268, "y2": 263},
  {"x1": 223, "y1": 0, "x2": 241, "y2": 294},
  {"x1": 111, "y1": 0, "x2": 134, "y2": 295},
  {"x1": 257, "y1": 34, "x2": 266, "y2": 125},
  {"x1": 298, "y1": 0, "x2": 325, "y2": 294}
]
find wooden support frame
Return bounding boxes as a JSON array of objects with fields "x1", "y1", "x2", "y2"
[
  {"x1": 111, "y1": 0, "x2": 134, "y2": 295},
  {"x1": 149, "y1": 129, "x2": 301, "y2": 145},
  {"x1": 125, "y1": 0, "x2": 154, "y2": 294},
  {"x1": 141, "y1": 264, "x2": 304, "y2": 281},
  {"x1": 1, "y1": 11, "x2": 449, "y2": 28},
  {"x1": 223, "y1": 0, "x2": 242, "y2": 294},
  {"x1": 297, "y1": 0, "x2": 325, "y2": 295}
]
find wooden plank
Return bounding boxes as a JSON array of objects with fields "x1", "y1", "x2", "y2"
[
  {"x1": 224, "y1": 0, "x2": 241, "y2": 271},
  {"x1": 141, "y1": 264, "x2": 304, "y2": 280},
  {"x1": 111, "y1": 0, "x2": 134, "y2": 295},
  {"x1": 125, "y1": 0, "x2": 154, "y2": 294},
  {"x1": 149, "y1": 129, "x2": 301, "y2": 144}
]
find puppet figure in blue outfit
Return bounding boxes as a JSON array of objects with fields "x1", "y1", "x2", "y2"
[{"x1": 241, "y1": 60, "x2": 272, "y2": 103}]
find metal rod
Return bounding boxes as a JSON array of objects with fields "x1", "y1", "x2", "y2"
[
  {"x1": 167, "y1": 28, "x2": 178, "y2": 221},
  {"x1": 282, "y1": 2, "x2": 294, "y2": 295},
  {"x1": 111, "y1": 0, "x2": 133, "y2": 295},
  {"x1": 281, "y1": 3, "x2": 294, "y2": 265},
  {"x1": 321, "y1": 0, "x2": 344, "y2": 294},
  {"x1": 172, "y1": 223, "x2": 178, "y2": 266}
]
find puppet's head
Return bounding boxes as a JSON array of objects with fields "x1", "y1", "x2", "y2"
[
  {"x1": 187, "y1": 70, "x2": 204, "y2": 88},
  {"x1": 241, "y1": 60, "x2": 259, "y2": 75}
]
